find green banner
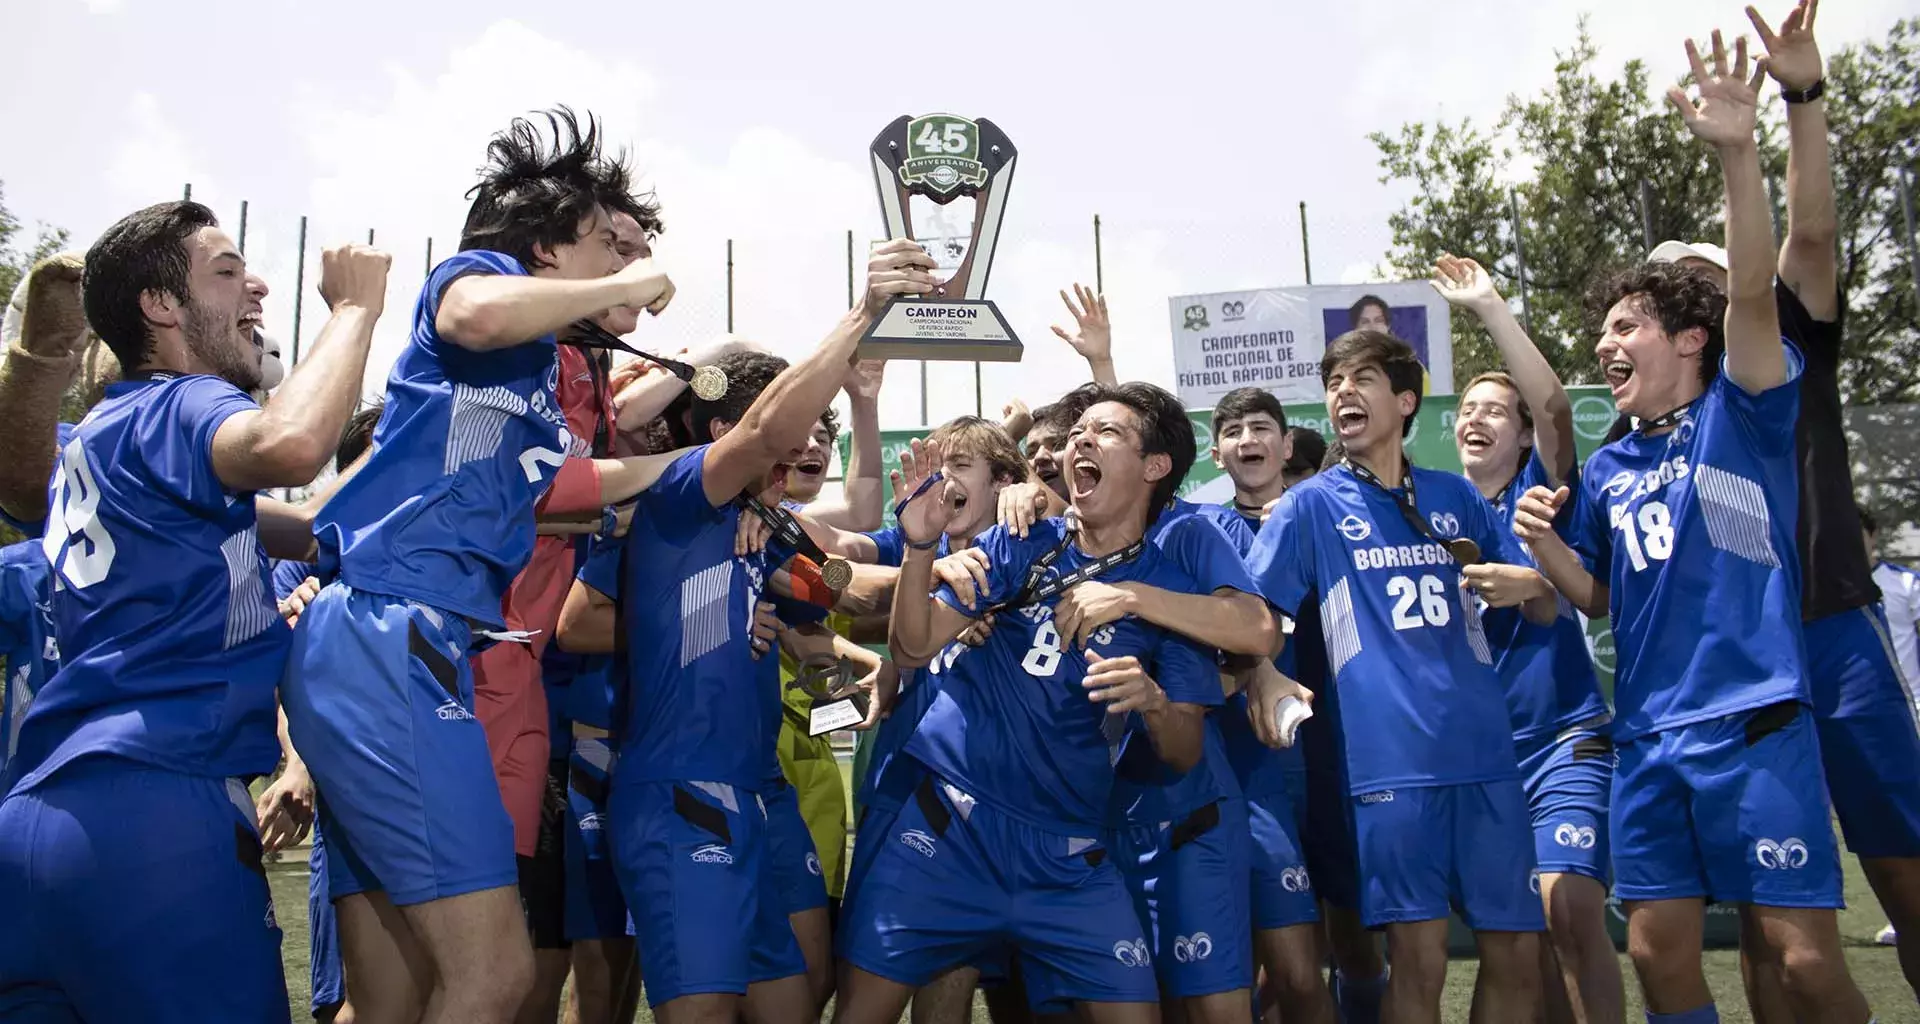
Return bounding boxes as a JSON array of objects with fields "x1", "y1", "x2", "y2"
[{"x1": 838, "y1": 385, "x2": 1624, "y2": 694}]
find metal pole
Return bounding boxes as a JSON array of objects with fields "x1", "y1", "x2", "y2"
[
  {"x1": 183, "y1": 183, "x2": 192, "y2": 201},
  {"x1": 1298, "y1": 201, "x2": 1313, "y2": 285},
  {"x1": 1509, "y1": 190, "x2": 1533, "y2": 336},
  {"x1": 237, "y1": 200, "x2": 249, "y2": 256},
  {"x1": 1900, "y1": 169, "x2": 1920, "y2": 316},
  {"x1": 1093, "y1": 214, "x2": 1104, "y2": 294},
  {"x1": 920, "y1": 362, "x2": 929, "y2": 428},
  {"x1": 726, "y1": 239, "x2": 735, "y2": 333},
  {"x1": 846, "y1": 230, "x2": 855, "y2": 308},
  {"x1": 424, "y1": 237, "x2": 434, "y2": 276},
  {"x1": 1639, "y1": 179, "x2": 1657, "y2": 252},
  {"x1": 1765, "y1": 172, "x2": 1783, "y2": 249},
  {"x1": 367, "y1": 228, "x2": 375, "y2": 245},
  {"x1": 291, "y1": 216, "x2": 308, "y2": 365},
  {"x1": 974, "y1": 363, "x2": 983, "y2": 417}
]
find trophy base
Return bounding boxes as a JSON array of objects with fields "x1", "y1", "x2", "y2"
[{"x1": 858, "y1": 298, "x2": 1024, "y2": 363}]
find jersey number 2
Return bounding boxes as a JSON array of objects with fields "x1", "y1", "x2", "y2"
[{"x1": 41, "y1": 441, "x2": 117, "y2": 590}]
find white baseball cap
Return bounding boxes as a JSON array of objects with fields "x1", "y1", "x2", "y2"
[{"x1": 1648, "y1": 240, "x2": 1729, "y2": 270}]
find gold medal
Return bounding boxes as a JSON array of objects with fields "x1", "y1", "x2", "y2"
[
  {"x1": 1447, "y1": 538, "x2": 1483, "y2": 566},
  {"x1": 822, "y1": 556, "x2": 854, "y2": 591},
  {"x1": 690, "y1": 365, "x2": 728, "y2": 401}
]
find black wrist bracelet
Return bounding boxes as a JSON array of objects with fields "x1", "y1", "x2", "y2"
[{"x1": 1781, "y1": 79, "x2": 1824, "y2": 104}]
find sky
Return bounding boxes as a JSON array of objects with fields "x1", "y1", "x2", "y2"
[{"x1": 2, "y1": 0, "x2": 1910, "y2": 437}]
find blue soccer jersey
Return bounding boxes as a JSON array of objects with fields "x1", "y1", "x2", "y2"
[
  {"x1": 570, "y1": 533, "x2": 626, "y2": 735},
  {"x1": 1570, "y1": 352, "x2": 1808, "y2": 742},
  {"x1": 1479, "y1": 450, "x2": 1608, "y2": 743},
  {"x1": 904, "y1": 519, "x2": 1223, "y2": 832},
  {"x1": 313, "y1": 250, "x2": 570, "y2": 627},
  {"x1": 1109, "y1": 503, "x2": 1258, "y2": 825},
  {"x1": 10, "y1": 376, "x2": 289, "y2": 795},
  {"x1": 616, "y1": 447, "x2": 789, "y2": 790},
  {"x1": 1247, "y1": 464, "x2": 1526, "y2": 795},
  {"x1": 0, "y1": 542, "x2": 57, "y2": 777}
]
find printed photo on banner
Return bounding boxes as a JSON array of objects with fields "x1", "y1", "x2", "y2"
[{"x1": 1325, "y1": 292, "x2": 1430, "y2": 368}]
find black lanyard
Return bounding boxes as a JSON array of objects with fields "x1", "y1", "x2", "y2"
[
  {"x1": 740, "y1": 494, "x2": 853, "y2": 590},
  {"x1": 1634, "y1": 398, "x2": 1697, "y2": 436},
  {"x1": 988, "y1": 528, "x2": 1145, "y2": 615},
  {"x1": 126, "y1": 369, "x2": 184, "y2": 383},
  {"x1": 1344, "y1": 455, "x2": 1483, "y2": 565},
  {"x1": 567, "y1": 319, "x2": 728, "y2": 401}
]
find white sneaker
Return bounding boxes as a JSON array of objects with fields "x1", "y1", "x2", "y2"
[{"x1": 1876, "y1": 924, "x2": 1898, "y2": 946}]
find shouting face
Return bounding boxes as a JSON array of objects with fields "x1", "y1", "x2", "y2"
[{"x1": 1213, "y1": 411, "x2": 1289, "y2": 495}]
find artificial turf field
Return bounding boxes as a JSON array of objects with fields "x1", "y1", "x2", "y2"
[{"x1": 267, "y1": 759, "x2": 1919, "y2": 1022}]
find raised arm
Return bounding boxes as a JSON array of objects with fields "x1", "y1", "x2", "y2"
[
  {"x1": 1051, "y1": 283, "x2": 1117, "y2": 386},
  {"x1": 699, "y1": 241, "x2": 934, "y2": 506},
  {"x1": 1670, "y1": 31, "x2": 1786, "y2": 394},
  {"x1": 1750, "y1": 0, "x2": 1838, "y2": 320},
  {"x1": 1433, "y1": 254, "x2": 1575, "y2": 482},
  {"x1": 885, "y1": 441, "x2": 974, "y2": 665},
  {"x1": 0, "y1": 253, "x2": 88, "y2": 528},
  {"x1": 437, "y1": 255, "x2": 671, "y2": 352},
  {"x1": 793, "y1": 360, "x2": 887, "y2": 531},
  {"x1": 211, "y1": 246, "x2": 388, "y2": 492}
]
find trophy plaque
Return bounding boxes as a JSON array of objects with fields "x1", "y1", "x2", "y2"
[
  {"x1": 792, "y1": 655, "x2": 869, "y2": 737},
  {"x1": 860, "y1": 113, "x2": 1022, "y2": 362}
]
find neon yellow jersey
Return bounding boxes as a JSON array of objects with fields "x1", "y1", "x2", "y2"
[{"x1": 777, "y1": 611, "x2": 853, "y2": 899}]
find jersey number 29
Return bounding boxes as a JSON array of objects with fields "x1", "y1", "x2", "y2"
[{"x1": 41, "y1": 441, "x2": 117, "y2": 590}]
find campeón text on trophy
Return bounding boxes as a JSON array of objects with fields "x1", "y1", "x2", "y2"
[{"x1": 859, "y1": 114, "x2": 1022, "y2": 362}]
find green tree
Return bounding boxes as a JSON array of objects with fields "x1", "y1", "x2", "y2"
[
  {"x1": 1371, "y1": 18, "x2": 1917, "y2": 395},
  {"x1": 0, "y1": 181, "x2": 71, "y2": 314}
]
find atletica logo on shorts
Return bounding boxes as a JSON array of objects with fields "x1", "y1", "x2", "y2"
[
  {"x1": 1755, "y1": 837, "x2": 1810, "y2": 869},
  {"x1": 1280, "y1": 865, "x2": 1312, "y2": 893},
  {"x1": 899, "y1": 829, "x2": 938, "y2": 858},
  {"x1": 1172, "y1": 933, "x2": 1213, "y2": 963},
  {"x1": 1553, "y1": 823, "x2": 1597, "y2": 849},
  {"x1": 435, "y1": 700, "x2": 474, "y2": 721},
  {"x1": 1111, "y1": 939, "x2": 1151, "y2": 967},
  {"x1": 691, "y1": 843, "x2": 734, "y2": 865},
  {"x1": 1359, "y1": 790, "x2": 1394, "y2": 805},
  {"x1": 578, "y1": 812, "x2": 603, "y2": 832}
]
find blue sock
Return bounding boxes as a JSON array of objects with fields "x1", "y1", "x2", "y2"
[
  {"x1": 1646, "y1": 1006, "x2": 1718, "y2": 1024},
  {"x1": 1331, "y1": 968, "x2": 1385, "y2": 1024}
]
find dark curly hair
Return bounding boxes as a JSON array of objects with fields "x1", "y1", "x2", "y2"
[
  {"x1": 1059, "y1": 381, "x2": 1195, "y2": 518},
  {"x1": 82, "y1": 200, "x2": 220, "y2": 372},
  {"x1": 459, "y1": 106, "x2": 636, "y2": 270},
  {"x1": 691, "y1": 351, "x2": 790, "y2": 443},
  {"x1": 1586, "y1": 262, "x2": 1727, "y2": 387}
]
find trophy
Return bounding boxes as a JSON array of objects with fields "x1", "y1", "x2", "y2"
[
  {"x1": 859, "y1": 113, "x2": 1022, "y2": 362},
  {"x1": 791, "y1": 655, "x2": 869, "y2": 737}
]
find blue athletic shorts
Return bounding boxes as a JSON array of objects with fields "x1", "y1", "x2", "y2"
[
  {"x1": 1113, "y1": 798, "x2": 1255, "y2": 998},
  {"x1": 1517, "y1": 723, "x2": 1614, "y2": 884},
  {"x1": 838, "y1": 775, "x2": 1159, "y2": 1007},
  {"x1": 1613, "y1": 700, "x2": 1843, "y2": 906},
  {"x1": 1352, "y1": 779, "x2": 1545, "y2": 932},
  {"x1": 610, "y1": 777, "x2": 804, "y2": 1006},
  {"x1": 0, "y1": 759, "x2": 290, "y2": 1023},
  {"x1": 564, "y1": 737, "x2": 630, "y2": 942},
  {"x1": 282, "y1": 584, "x2": 516, "y2": 905},
  {"x1": 1246, "y1": 788, "x2": 1320, "y2": 931},
  {"x1": 1805, "y1": 605, "x2": 1920, "y2": 858},
  {"x1": 309, "y1": 815, "x2": 345, "y2": 1013},
  {"x1": 764, "y1": 779, "x2": 829, "y2": 916}
]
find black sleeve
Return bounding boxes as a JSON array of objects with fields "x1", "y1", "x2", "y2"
[{"x1": 1775, "y1": 277, "x2": 1843, "y2": 368}]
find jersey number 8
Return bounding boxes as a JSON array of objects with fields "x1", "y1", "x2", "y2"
[
  {"x1": 41, "y1": 440, "x2": 118, "y2": 590},
  {"x1": 1021, "y1": 621, "x2": 1063, "y2": 676}
]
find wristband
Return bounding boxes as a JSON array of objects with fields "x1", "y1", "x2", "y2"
[
  {"x1": 1781, "y1": 79, "x2": 1824, "y2": 104},
  {"x1": 906, "y1": 535, "x2": 941, "y2": 551}
]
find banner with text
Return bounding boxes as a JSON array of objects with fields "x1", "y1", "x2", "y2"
[{"x1": 1167, "y1": 282, "x2": 1454, "y2": 410}]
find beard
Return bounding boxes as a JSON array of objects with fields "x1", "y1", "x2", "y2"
[{"x1": 182, "y1": 299, "x2": 262, "y2": 393}]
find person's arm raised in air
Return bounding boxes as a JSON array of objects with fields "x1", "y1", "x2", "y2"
[
  {"x1": 886, "y1": 440, "x2": 980, "y2": 666},
  {"x1": 1051, "y1": 283, "x2": 1116, "y2": 386},
  {"x1": 211, "y1": 246, "x2": 390, "y2": 493},
  {"x1": 436, "y1": 247, "x2": 673, "y2": 353},
  {"x1": 0, "y1": 253, "x2": 89, "y2": 528},
  {"x1": 1433, "y1": 255, "x2": 1576, "y2": 483},
  {"x1": 1750, "y1": 0, "x2": 1838, "y2": 320},
  {"x1": 696, "y1": 241, "x2": 935, "y2": 507},
  {"x1": 789, "y1": 361, "x2": 887, "y2": 531},
  {"x1": 1669, "y1": 31, "x2": 1786, "y2": 394}
]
